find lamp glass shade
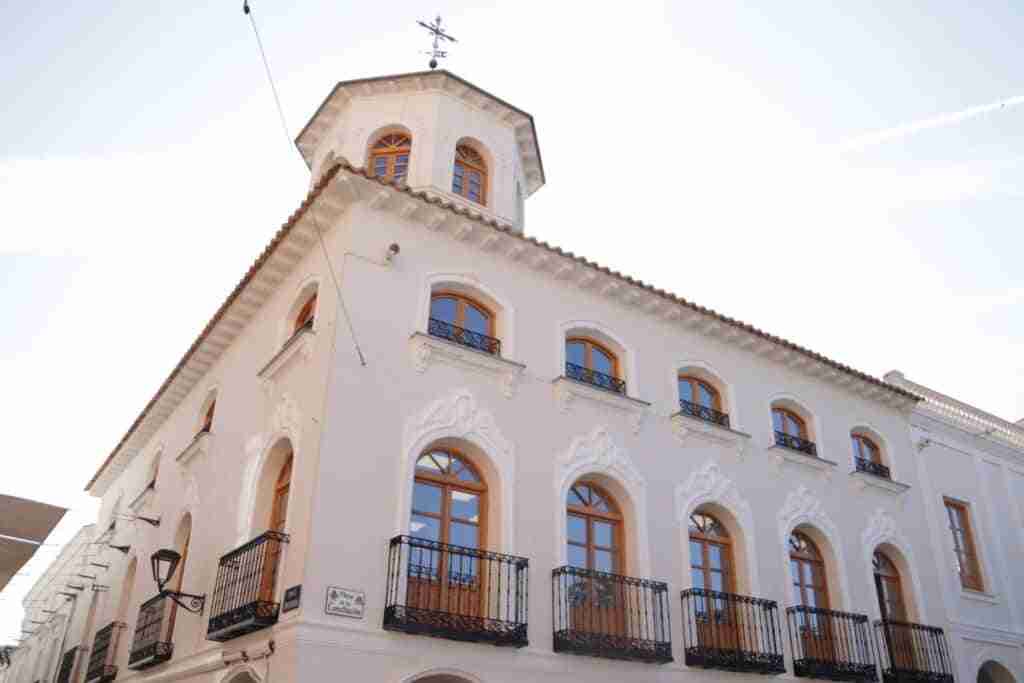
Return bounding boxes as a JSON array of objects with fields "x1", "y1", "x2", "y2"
[{"x1": 151, "y1": 548, "x2": 181, "y2": 589}]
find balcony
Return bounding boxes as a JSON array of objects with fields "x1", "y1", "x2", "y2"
[
  {"x1": 384, "y1": 535, "x2": 529, "y2": 647},
  {"x1": 207, "y1": 531, "x2": 289, "y2": 642},
  {"x1": 679, "y1": 399, "x2": 731, "y2": 429},
  {"x1": 775, "y1": 431, "x2": 818, "y2": 457},
  {"x1": 84, "y1": 622, "x2": 125, "y2": 683},
  {"x1": 680, "y1": 588, "x2": 785, "y2": 674},
  {"x1": 565, "y1": 362, "x2": 627, "y2": 395},
  {"x1": 787, "y1": 606, "x2": 877, "y2": 682},
  {"x1": 552, "y1": 565, "x2": 672, "y2": 663},
  {"x1": 127, "y1": 594, "x2": 174, "y2": 670},
  {"x1": 55, "y1": 646, "x2": 79, "y2": 683},
  {"x1": 855, "y1": 458, "x2": 891, "y2": 480},
  {"x1": 428, "y1": 317, "x2": 501, "y2": 356},
  {"x1": 875, "y1": 620, "x2": 954, "y2": 683}
]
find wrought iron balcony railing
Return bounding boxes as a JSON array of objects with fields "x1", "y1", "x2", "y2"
[
  {"x1": 553, "y1": 565, "x2": 672, "y2": 663},
  {"x1": 875, "y1": 620, "x2": 954, "y2": 683},
  {"x1": 85, "y1": 621, "x2": 125, "y2": 683},
  {"x1": 55, "y1": 646, "x2": 78, "y2": 683},
  {"x1": 775, "y1": 431, "x2": 818, "y2": 457},
  {"x1": 384, "y1": 535, "x2": 529, "y2": 647},
  {"x1": 428, "y1": 317, "x2": 502, "y2": 356},
  {"x1": 787, "y1": 606, "x2": 877, "y2": 682},
  {"x1": 207, "y1": 530, "x2": 289, "y2": 642},
  {"x1": 680, "y1": 588, "x2": 785, "y2": 674},
  {"x1": 565, "y1": 362, "x2": 627, "y2": 395},
  {"x1": 127, "y1": 594, "x2": 173, "y2": 670},
  {"x1": 855, "y1": 457, "x2": 892, "y2": 480},
  {"x1": 679, "y1": 399, "x2": 731, "y2": 428}
]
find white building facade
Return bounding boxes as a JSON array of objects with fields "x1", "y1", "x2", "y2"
[{"x1": 10, "y1": 70, "x2": 1022, "y2": 683}]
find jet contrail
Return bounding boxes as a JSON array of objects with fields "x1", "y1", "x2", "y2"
[{"x1": 837, "y1": 94, "x2": 1024, "y2": 151}]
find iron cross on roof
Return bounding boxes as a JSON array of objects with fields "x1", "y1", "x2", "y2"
[{"x1": 417, "y1": 15, "x2": 457, "y2": 69}]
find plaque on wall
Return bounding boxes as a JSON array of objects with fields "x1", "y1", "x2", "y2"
[
  {"x1": 324, "y1": 586, "x2": 365, "y2": 619},
  {"x1": 282, "y1": 585, "x2": 301, "y2": 613}
]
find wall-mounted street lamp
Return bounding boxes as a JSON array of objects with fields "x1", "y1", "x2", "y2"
[{"x1": 150, "y1": 549, "x2": 205, "y2": 614}]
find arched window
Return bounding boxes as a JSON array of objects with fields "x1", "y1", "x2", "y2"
[
  {"x1": 873, "y1": 551, "x2": 906, "y2": 621},
  {"x1": 789, "y1": 531, "x2": 829, "y2": 610},
  {"x1": 293, "y1": 293, "x2": 317, "y2": 334},
  {"x1": 566, "y1": 482, "x2": 621, "y2": 573},
  {"x1": 452, "y1": 144, "x2": 487, "y2": 205},
  {"x1": 429, "y1": 292, "x2": 498, "y2": 354},
  {"x1": 679, "y1": 376, "x2": 721, "y2": 412},
  {"x1": 412, "y1": 450, "x2": 485, "y2": 549},
  {"x1": 689, "y1": 512, "x2": 732, "y2": 593},
  {"x1": 566, "y1": 337, "x2": 624, "y2": 393},
  {"x1": 369, "y1": 133, "x2": 411, "y2": 183},
  {"x1": 200, "y1": 399, "x2": 215, "y2": 434},
  {"x1": 260, "y1": 454, "x2": 292, "y2": 602},
  {"x1": 773, "y1": 408, "x2": 807, "y2": 439}
]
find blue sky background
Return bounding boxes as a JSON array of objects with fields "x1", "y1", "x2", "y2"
[{"x1": 1, "y1": 1, "x2": 1022, "y2": 642}]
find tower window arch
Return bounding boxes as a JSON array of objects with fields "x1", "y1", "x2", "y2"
[
  {"x1": 452, "y1": 144, "x2": 487, "y2": 205},
  {"x1": 369, "y1": 133, "x2": 411, "y2": 183}
]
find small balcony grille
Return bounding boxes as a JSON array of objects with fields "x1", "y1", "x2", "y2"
[
  {"x1": 85, "y1": 621, "x2": 124, "y2": 683},
  {"x1": 680, "y1": 588, "x2": 785, "y2": 674},
  {"x1": 127, "y1": 594, "x2": 173, "y2": 670},
  {"x1": 775, "y1": 431, "x2": 818, "y2": 457},
  {"x1": 428, "y1": 318, "x2": 501, "y2": 356},
  {"x1": 875, "y1": 620, "x2": 954, "y2": 683},
  {"x1": 855, "y1": 457, "x2": 892, "y2": 480},
  {"x1": 786, "y1": 605, "x2": 877, "y2": 681},
  {"x1": 679, "y1": 399, "x2": 731, "y2": 428},
  {"x1": 384, "y1": 535, "x2": 529, "y2": 647},
  {"x1": 207, "y1": 530, "x2": 289, "y2": 642},
  {"x1": 565, "y1": 362, "x2": 626, "y2": 395},
  {"x1": 552, "y1": 565, "x2": 672, "y2": 663}
]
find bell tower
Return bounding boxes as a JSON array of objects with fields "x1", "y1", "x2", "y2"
[{"x1": 294, "y1": 70, "x2": 544, "y2": 231}]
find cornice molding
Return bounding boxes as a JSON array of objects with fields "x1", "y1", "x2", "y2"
[
  {"x1": 850, "y1": 470, "x2": 910, "y2": 495},
  {"x1": 671, "y1": 412, "x2": 751, "y2": 458},
  {"x1": 409, "y1": 332, "x2": 525, "y2": 398},
  {"x1": 768, "y1": 446, "x2": 837, "y2": 479},
  {"x1": 552, "y1": 377, "x2": 649, "y2": 434}
]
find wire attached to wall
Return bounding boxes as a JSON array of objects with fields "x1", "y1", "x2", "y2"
[{"x1": 242, "y1": 1, "x2": 368, "y2": 367}]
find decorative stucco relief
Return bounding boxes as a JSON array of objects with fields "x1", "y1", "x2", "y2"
[
  {"x1": 777, "y1": 485, "x2": 852, "y2": 608},
  {"x1": 553, "y1": 379, "x2": 647, "y2": 434},
  {"x1": 409, "y1": 333, "x2": 524, "y2": 398}
]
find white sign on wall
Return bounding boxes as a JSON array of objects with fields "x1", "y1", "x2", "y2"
[{"x1": 324, "y1": 586, "x2": 365, "y2": 619}]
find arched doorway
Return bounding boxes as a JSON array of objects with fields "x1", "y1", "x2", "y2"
[
  {"x1": 689, "y1": 511, "x2": 739, "y2": 649},
  {"x1": 979, "y1": 661, "x2": 1017, "y2": 683},
  {"x1": 789, "y1": 529, "x2": 834, "y2": 662}
]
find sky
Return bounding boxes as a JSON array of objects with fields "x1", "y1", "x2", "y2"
[{"x1": 1, "y1": 0, "x2": 1022, "y2": 644}]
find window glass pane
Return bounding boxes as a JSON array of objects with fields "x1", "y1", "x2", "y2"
[
  {"x1": 450, "y1": 490, "x2": 479, "y2": 522},
  {"x1": 410, "y1": 513, "x2": 440, "y2": 541},
  {"x1": 566, "y1": 341, "x2": 586, "y2": 366},
  {"x1": 679, "y1": 378, "x2": 694, "y2": 403},
  {"x1": 430, "y1": 296, "x2": 458, "y2": 323},
  {"x1": 691, "y1": 568, "x2": 706, "y2": 590},
  {"x1": 690, "y1": 540, "x2": 704, "y2": 567},
  {"x1": 412, "y1": 481, "x2": 442, "y2": 514},
  {"x1": 464, "y1": 304, "x2": 489, "y2": 334},
  {"x1": 591, "y1": 347, "x2": 614, "y2": 375},
  {"x1": 568, "y1": 544, "x2": 587, "y2": 569},
  {"x1": 594, "y1": 550, "x2": 614, "y2": 573},
  {"x1": 568, "y1": 486, "x2": 587, "y2": 507},
  {"x1": 374, "y1": 156, "x2": 387, "y2": 176},
  {"x1": 773, "y1": 410, "x2": 784, "y2": 432},
  {"x1": 450, "y1": 521, "x2": 479, "y2": 549},
  {"x1": 699, "y1": 384, "x2": 714, "y2": 407},
  {"x1": 709, "y1": 545, "x2": 724, "y2": 570},
  {"x1": 567, "y1": 515, "x2": 587, "y2": 543},
  {"x1": 711, "y1": 571, "x2": 725, "y2": 592},
  {"x1": 593, "y1": 521, "x2": 614, "y2": 548}
]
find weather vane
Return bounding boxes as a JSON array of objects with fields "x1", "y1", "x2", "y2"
[{"x1": 417, "y1": 15, "x2": 457, "y2": 69}]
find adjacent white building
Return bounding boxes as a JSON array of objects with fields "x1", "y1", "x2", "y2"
[{"x1": 8, "y1": 69, "x2": 1022, "y2": 683}]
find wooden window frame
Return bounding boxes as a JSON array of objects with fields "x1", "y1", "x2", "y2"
[
  {"x1": 413, "y1": 449, "x2": 487, "y2": 550},
  {"x1": 429, "y1": 291, "x2": 495, "y2": 336},
  {"x1": 566, "y1": 482, "x2": 623, "y2": 574},
  {"x1": 773, "y1": 407, "x2": 808, "y2": 439},
  {"x1": 368, "y1": 133, "x2": 411, "y2": 183},
  {"x1": 873, "y1": 551, "x2": 907, "y2": 621},
  {"x1": 565, "y1": 336, "x2": 621, "y2": 379},
  {"x1": 678, "y1": 375, "x2": 723, "y2": 410},
  {"x1": 943, "y1": 498, "x2": 984, "y2": 591},
  {"x1": 293, "y1": 293, "x2": 317, "y2": 334},
  {"x1": 789, "y1": 531, "x2": 830, "y2": 610},
  {"x1": 851, "y1": 433, "x2": 882, "y2": 464},
  {"x1": 452, "y1": 144, "x2": 488, "y2": 206},
  {"x1": 200, "y1": 400, "x2": 215, "y2": 434},
  {"x1": 689, "y1": 512, "x2": 734, "y2": 593}
]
